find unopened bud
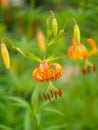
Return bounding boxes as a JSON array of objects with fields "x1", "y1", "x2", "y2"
[
  {"x1": 37, "y1": 30, "x2": 47, "y2": 53},
  {"x1": 52, "y1": 18, "x2": 58, "y2": 36},
  {"x1": 74, "y1": 24, "x2": 80, "y2": 45},
  {"x1": 46, "y1": 16, "x2": 52, "y2": 37},
  {"x1": 1, "y1": 43, "x2": 10, "y2": 69},
  {"x1": 47, "y1": 27, "x2": 52, "y2": 37}
]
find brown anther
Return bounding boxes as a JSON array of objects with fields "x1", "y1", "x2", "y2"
[
  {"x1": 50, "y1": 89, "x2": 53, "y2": 98},
  {"x1": 43, "y1": 93, "x2": 47, "y2": 100},
  {"x1": 58, "y1": 88, "x2": 62, "y2": 96},
  {"x1": 93, "y1": 64, "x2": 96, "y2": 72},
  {"x1": 88, "y1": 66, "x2": 91, "y2": 73},
  {"x1": 55, "y1": 91, "x2": 57, "y2": 99},
  {"x1": 47, "y1": 94, "x2": 51, "y2": 101},
  {"x1": 82, "y1": 68, "x2": 86, "y2": 75}
]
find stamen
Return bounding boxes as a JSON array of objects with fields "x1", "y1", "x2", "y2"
[
  {"x1": 47, "y1": 94, "x2": 51, "y2": 101},
  {"x1": 93, "y1": 64, "x2": 96, "y2": 72},
  {"x1": 58, "y1": 88, "x2": 62, "y2": 96},
  {"x1": 82, "y1": 68, "x2": 86, "y2": 75},
  {"x1": 55, "y1": 91, "x2": 57, "y2": 99},
  {"x1": 50, "y1": 89, "x2": 53, "y2": 98},
  {"x1": 43, "y1": 93, "x2": 47, "y2": 100},
  {"x1": 88, "y1": 66, "x2": 91, "y2": 73}
]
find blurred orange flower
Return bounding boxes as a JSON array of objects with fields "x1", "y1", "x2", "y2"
[
  {"x1": 37, "y1": 30, "x2": 47, "y2": 53},
  {"x1": 1, "y1": 0, "x2": 9, "y2": 8},
  {"x1": 68, "y1": 38, "x2": 97, "y2": 74},
  {"x1": 68, "y1": 38, "x2": 97, "y2": 60},
  {"x1": 32, "y1": 62, "x2": 63, "y2": 101}
]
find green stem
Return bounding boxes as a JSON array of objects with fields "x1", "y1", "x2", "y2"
[
  {"x1": 48, "y1": 81, "x2": 58, "y2": 91},
  {"x1": 85, "y1": 59, "x2": 93, "y2": 67},
  {"x1": 1, "y1": 37, "x2": 29, "y2": 59},
  {"x1": 1, "y1": 37, "x2": 42, "y2": 62},
  {"x1": 62, "y1": 17, "x2": 77, "y2": 30},
  {"x1": 27, "y1": 0, "x2": 35, "y2": 40},
  {"x1": 1, "y1": 36, "x2": 15, "y2": 48}
]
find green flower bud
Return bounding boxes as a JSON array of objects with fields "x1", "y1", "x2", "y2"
[
  {"x1": 1, "y1": 43, "x2": 10, "y2": 69},
  {"x1": 52, "y1": 18, "x2": 58, "y2": 36},
  {"x1": 74, "y1": 24, "x2": 80, "y2": 45}
]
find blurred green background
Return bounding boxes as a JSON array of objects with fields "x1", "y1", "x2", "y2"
[{"x1": 0, "y1": 0, "x2": 98, "y2": 130}]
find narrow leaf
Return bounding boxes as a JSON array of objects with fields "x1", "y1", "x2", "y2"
[
  {"x1": 42, "y1": 124, "x2": 67, "y2": 130},
  {"x1": 5, "y1": 96, "x2": 30, "y2": 110},
  {"x1": 24, "y1": 111, "x2": 31, "y2": 130},
  {"x1": 43, "y1": 108, "x2": 64, "y2": 116},
  {"x1": 0, "y1": 124, "x2": 13, "y2": 130},
  {"x1": 35, "y1": 113, "x2": 41, "y2": 126},
  {"x1": 26, "y1": 51, "x2": 42, "y2": 62},
  {"x1": 31, "y1": 86, "x2": 39, "y2": 114},
  {"x1": 46, "y1": 55, "x2": 66, "y2": 62}
]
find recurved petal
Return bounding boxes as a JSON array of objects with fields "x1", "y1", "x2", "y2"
[
  {"x1": 49, "y1": 63, "x2": 63, "y2": 80},
  {"x1": 87, "y1": 38, "x2": 97, "y2": 48},
  {"x1": 68, "y1": 43, "x2": 89, "y2": 60},
  {"x1": 32, "y1": 67, "x2": 42, "y2": 82},
  {"x1": 87, "y1": 38, "x2": 97, "y2": 56},
  {"x1": 68, "y1": 45, "x2": 83, "y2": 60},
  {"x1": 68, "y1": 46, "x2": 78, "y2": 60},
  {"x1": 79, "y1": 44, "x2": 89, "y2": 58}
]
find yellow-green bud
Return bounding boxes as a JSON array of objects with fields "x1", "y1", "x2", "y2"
[
  {"x1": 47, "y1": 27, "x2": 52, "y2": 37},
  {"x1": 1, "y1": 43, "x2": 10, "y2": 69},
  {"x1": 52, "y1": 18, "x2": 58, "y2": 36},
  {"x1": 74, "y1": 24, "x2": 80, "y2": 45}
]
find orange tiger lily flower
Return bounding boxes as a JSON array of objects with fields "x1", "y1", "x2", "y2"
[
  {"x1": 32, "y1": 61, "x2": 63, "y2": 101},
  {"x1": 68, "y1": 38, "x2": 97, "y2": 74}
]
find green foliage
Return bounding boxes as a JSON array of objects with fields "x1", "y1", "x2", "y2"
[{"x1": 0, "y1": 0, "x2": 98, "y2": 130}]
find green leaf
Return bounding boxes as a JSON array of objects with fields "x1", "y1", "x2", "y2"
[
  {"x1": 24, "y1": 111, "x2": 31, "y2": 130},
  {"x1": 5, "y1": 96, "x2": 30, "y2": 110},
  {"x1": 40, "y1": 102, "x2": 50, "y2": 110},
  {"x1": 42, "y1": 124, "x2": 67, "y2": 130},
  {"x1": 46, "y1": 55, "x2": 66, "y2": 62},
  {"x1": 31, "y1": 86, "x2": 39, "y2": 114},
  {"x1": 45, "y1": 55, "x2": 55, "y2": 62},
  {"x1": 43, "y1": 108, "x2": 64, "y2": 116},
  {"x1": 35, "y1": 113, "x2": 41, "y2": 126},
  {"x1": 0, "y1": 124, "x2": 13, "y2": 130},
  {"x1": 26, "y1": 51, "x2": 42, "y2": 62}
]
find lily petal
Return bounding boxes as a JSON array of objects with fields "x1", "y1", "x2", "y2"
[
  {"x1": 87, "y1": 38, "x2": 96, "y2": 48},
  {"x1": 68, "y1": 44, "x2": 89, "y2": 60},
  {"x1": 87, "y1": 38, "x2": 97, "y2": 56}
]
